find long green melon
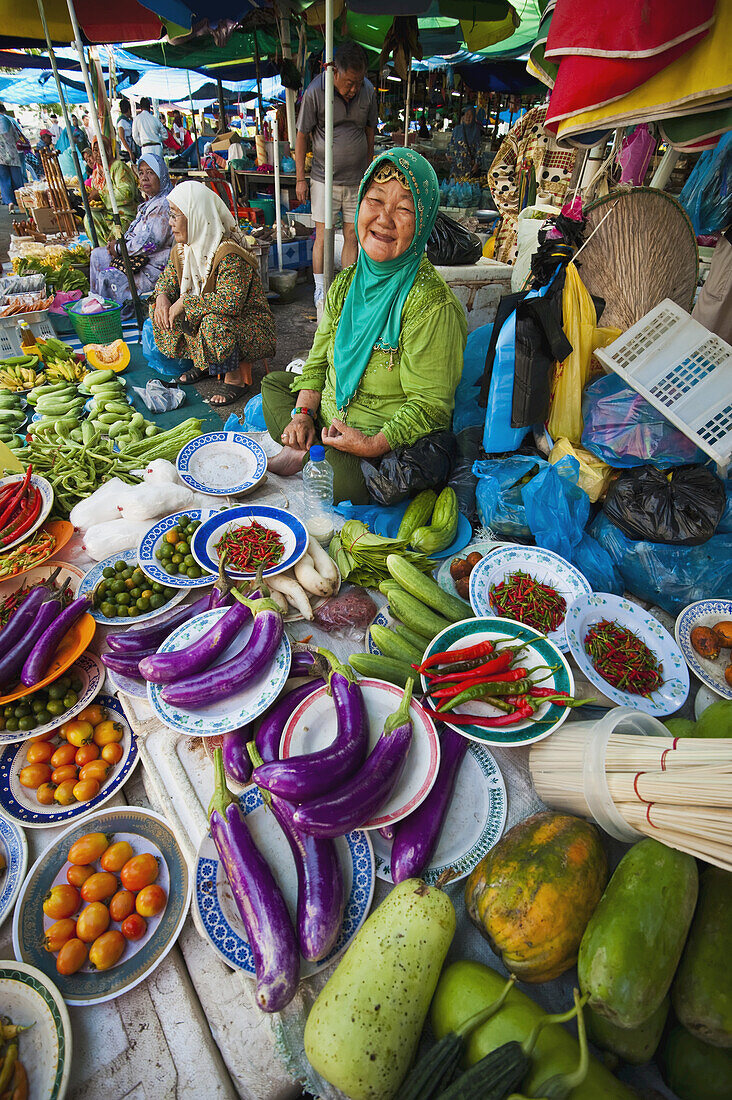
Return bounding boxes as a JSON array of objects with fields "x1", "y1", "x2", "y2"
[{"x1": 672, "y1": 865, "x2": 732, "y2": 1048}]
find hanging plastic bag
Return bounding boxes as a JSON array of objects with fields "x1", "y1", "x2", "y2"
[
  {"x1": 511, "y1": 205, "x2": 557, "y2": 292},
  {"x1": 581, "y1": 373, "x2": 706, "y2": 468},
  {"x1": 549, "y1": 437, "x2": 613, "y2": 502},
  {"x1": 603, "y1": 465, "x2": 727, "y2": 546},
  {"x1": 361, "y1": 430, "x2": 457, "y2": 506},
  {"x1": 617, "y1": 124, "x2": 656, "y2": 186},
  {"x1": 678, "y1": 131, "x2": 732, "y2": 237},
  {"x1": 426, "y1": 213, "x2": 482, "y2": 266},
  {"x1": 453, "y1": 324, "x2": 493, "y2": 434},
  {"x1": 546, "y1": 262, "x2": 597, "y2": 444}
]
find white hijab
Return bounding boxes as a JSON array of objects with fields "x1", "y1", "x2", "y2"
[{"x1": 168, "y1": 181, "x2": 237, "y2": 296}]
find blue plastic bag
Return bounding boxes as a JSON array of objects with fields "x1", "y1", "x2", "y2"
[
  {"x1": 141, "y1": 318, "x2": 193, "y2": 380},
  {"x1": 453, "y1": 324, "x2": 493, "y2": 434},
  {"x1": 678, "y1": 131, "x2": 732, "y2": 237},
  {"x1": 474, "y1": 454, "x2": 538, "y2": 538},
  {"x1": 581, "y1": 374, "x2": 705, "y2": 468}
]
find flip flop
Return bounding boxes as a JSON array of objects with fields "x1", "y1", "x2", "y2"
[
  {"x1": 179, "y1": 367, "x2": 208, "y2": 384},
  {"x1": 204, "y1": 383, "x2": 250, "y2": 407}
]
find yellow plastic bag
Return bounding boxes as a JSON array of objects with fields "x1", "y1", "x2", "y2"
[{"x1": 549, "y1": 437, "x2": 613, "y2": 503}]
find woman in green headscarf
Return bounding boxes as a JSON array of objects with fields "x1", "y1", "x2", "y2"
[{"x1": 262, "y1": 148, "x2": 467, "y2": 504}]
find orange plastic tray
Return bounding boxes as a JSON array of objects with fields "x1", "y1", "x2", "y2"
[
  {"x1": 0, "y1": 611, "x2": 97, "y2": 703},
  {"x1": 0, "y1": 519, "x2": 73, "y2": 581}
]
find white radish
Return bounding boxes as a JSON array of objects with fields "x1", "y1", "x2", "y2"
[
  {"x1": 267, "y1": 573, "x2": 314, "y2": 620},
  {"x1": 267, "y1": 588, "x2": 289, "y2": 616},
  {"x1": 307, "y1": 537, "x2": 339, "y2": 587},
  {"x1": 294, "y1": 553, "x2": 333, "y2": 597}
]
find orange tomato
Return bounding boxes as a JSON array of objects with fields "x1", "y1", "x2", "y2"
[
  {"x1": 88, "y1": 929, "x2": 125, "y2": 971},
  {"x1": 30, "y1": 729, "x2": 56, "y2": 742},
  {"x1": 53, "y1": 779, "x2": 77, "y2": 806},
  {"x1": 135, "y1": 884, "x2": 167, "y2": 918},
  {"x1": 51, "y1": 764, "x2": 78, "y2": 786},
  {"x1": 121, "y1": 914, "x2": 147, "y2": 941},
  {"x1": 72, "y1": 778, "x2": 100, "y2": 803},
  {"x1": 63, "y1": 720, "x2": 94, "y2": 749},
  {"x1": 43, "y1": 917, "x2": 77, "y2": 953},
  {"x1": 26, "y1": 741, "x2": 53, "y2": 765},
  {"x1": 36, "y1": 782, "x2": 57, "y2": 806},
  {"x1": 80, "y1": 871, "x2": 118, "y2": 904},
  {"x1": 92, "y1": 720, "x2": 124, "y2": 747},
  {"x1": 56, "y1": 938, "x2": 88, "y2": 976},
  {"x1": 120, "y1": 852, "x2": 159, "y2": 892},
  {"x1": 76, "y1": 704, "x2": 105, "y2": 725},
  {"x1": 67, "y1": 864, "x2": 94, "y2": 888},
  {"x1": 19, "y1": 763, "x2": 52, "y2": 789},
  {"x1": 100, "y1": 841, "x2": 134, "y2": 874},
  {"x1": 76, "y1": 901, "x2": 111, "y2": 943},
  {"x1": 75, "y1": 743, "x2": 99, "y2": 767},
  {"x1": 108, "y1": 888, "x2": 135, "y2": 922},
  {"x1": 50, "y1": 743, "x2": 77, "y2": 768},
  {"x1": 78, "y1": 761, "x2": 109, "y2": 784},
  {"x1": 101, "y1": 743, "x2": 124, "y2": 766},
  {"x1": 68, "y1": 832, "x2": 110, "y2": 865},
  {"x1": 43, "y1": 883, "x2": 80, "y2": 920}
]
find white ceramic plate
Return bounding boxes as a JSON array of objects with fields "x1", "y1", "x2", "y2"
[
  {"x1": 13, "y1": 806, "x2": 191, "y2": 1007},
  {"x1": 147, "y1": 607, "x2": 292, "y2": 736},
  {"x1": 565, "y1": 593, "x2": 689, "y2": 716},
  {"x1": 436, "y1": 538, "x2": 508, "y2": 603},
  {"x1": 191, "y1": 506, "x2": 309, "y2": 580},
  {"x1": 137, "y1": 508, "x2": 219, "y2": 590},
  {"x1": 0, "y1": 959, "x2": 72, "y2": 1099},
  {"x1": 0, "y1": 561, "x2": 83, "y2": 604},
  {"x1": 675, "y1": 599, "x2": 732, "y2": 701},
  {"x1": 105, "y1": 665, "x2": 148, "y2": 700},
  {"x1": 371, "y1": 741, "x2": 506, "y2": 885},
  {"x1": 0, "y1": 694, "x2": 139, "y2": 828},
  {"x1": 194, "y1": 787, "x2": 374, "y2": 977},
  {"x1": 79, "y1": 548, "x2": 187, "y2": 625},
  {"x1": 469, "y1": 545, "x2": 592, "y2": 652},
  {"x1": 281, "y1": 678, "x2": 440, "y2": 829},
  {"x1": 0, "y1": 473, "x2": 54, "y2": 552},
  {"x1": 176, "y1": 431, "x2": 267, "y2": 496},
  {"x1": 0, "y1": 814, "x2": 27, "y2": 928},
  {"x1": 0, "y1": 651, "x2": 104, "y2": 746}
]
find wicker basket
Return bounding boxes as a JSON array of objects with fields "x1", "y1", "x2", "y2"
[{"x1": 63, "y1": 299, "x2": 123, "y2": 344}]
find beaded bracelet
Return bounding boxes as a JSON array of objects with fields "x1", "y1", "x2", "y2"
[{"x1": 291, "y1": 405, "x2": 315, "y2": 419}]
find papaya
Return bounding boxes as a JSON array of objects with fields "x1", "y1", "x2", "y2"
[
  {"x1": 660, "y1": 1026, "x2": 732, "y2": 1100},
  {"x1": 578, "y1": 838, "x2": 698, "y2": 1029},
  {"x1": 585, "y1": 998, "x2": 669, "y2": 1065},
  {"x1": 672, "y1": 865, "x2": 732, "y2": 1048},
  {"x1": 464, "y1": 812, "x2": 608, "y2": 982},
  {"x1": 304, "y1": 878, "x2": 455, "y2": 1100},
  {"x1": 430, "y1": 960, "x2": 635, "y2": 1099}
]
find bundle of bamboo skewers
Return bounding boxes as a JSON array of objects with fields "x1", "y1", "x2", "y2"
[{"x1": 529, "y1": 726, "x2": 732, "y2": 872}]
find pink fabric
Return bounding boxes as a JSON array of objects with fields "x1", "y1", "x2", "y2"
[{"x1": 617, "y1": 124, "x2": 656, "y2": 184}]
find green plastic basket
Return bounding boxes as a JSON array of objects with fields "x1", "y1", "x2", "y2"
[{"x1": 64, "y1": 299, "x2": 123, "y2": 344}]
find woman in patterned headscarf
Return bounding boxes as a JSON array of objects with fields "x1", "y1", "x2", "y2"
[{"x1": 262, "y1": 147, "x2": 467, "y2": 504}]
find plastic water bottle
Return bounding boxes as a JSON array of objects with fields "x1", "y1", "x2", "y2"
[{"x1": 302, "y1": 444, "x2": 334, "y2": 545}]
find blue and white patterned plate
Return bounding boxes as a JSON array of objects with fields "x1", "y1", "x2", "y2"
[
  {"x1": 0, "y1": 651, "x2": 104, "y2": 746},
  {"x1": 469, "y1": 546, "x2": 592, "y2": 652},
  {"x1": 176, "y1": 432, "x2": 267, "y2": 496},
  {"x1": 565, "y1": 593, "x2": 689, "y2": 716},
  {"x1": 147, "y1": 607, "x2": 292, "y2": 735},
  {"x1": 675, "y1": 598, "x2": 732, "y2": 701},
  {"x1": 370, "y1": 741, "x2": 506, "y2": 885},
  {"x1": 0, "y1": 814, "x2": 27, "y2": 928},
  {"x1": 13, "y1": 805, "x2": 191, "y2": 1007},
  {"x1": 79, "y1": 548, "x2": 188, "y2": 625},
  {"x1": 191, "y1": 505, "x2": 309, "y2": 580},
  {"x1": 436, "y1": 539, "x2": 508, "y2": 603},
  {"x1": 0, "y1": 960, "x2": 72, "y2": 1100},
  {"x1": 195, "y1": 786, "x2": 374, "y2": 977},
  {"x1": 0, "y1": 473, "x2": 54, "y2": 552},
  {"x1": 137, "y1": 508, "x2": 219, "y2": 590},
  {"x1": 0, "y1": 694, "x2": 139, "y2": 828},
  {"x1": 420, "y1": 617, "x2": 574, "y2": 747}
]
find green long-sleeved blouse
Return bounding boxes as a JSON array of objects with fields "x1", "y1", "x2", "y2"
[{"x1": 293, "y1": 255, "x2": 467, "y2": 449}]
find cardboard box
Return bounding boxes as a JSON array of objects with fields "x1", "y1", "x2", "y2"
[
  {"x1": 210, "y1": 130, "x2": 238, "y2": 152},
  {"x1": 32, "y1": 208, "x2": 62, "y2": 235}
]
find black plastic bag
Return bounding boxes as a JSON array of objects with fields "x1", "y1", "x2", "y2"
[
  {"x1": 426, "y1": 213, "x2": 482, "y2": 266},
  {"x1": 361, "y1": 430, "x2": 457, "y2": 506},
  {"x1": 603, "y1": 465, "x2": 727, "y2": 546}
]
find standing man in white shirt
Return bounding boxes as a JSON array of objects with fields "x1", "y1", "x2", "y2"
[
  {"x1": 47, "y1": 114, "x2": 61, "y2": 143},
  {"x1": 117, "y1": 98, "x2": 136, "y2": 163},
  {"x1": 132, "y1": 97, "x2": 168, "y2": 159}
]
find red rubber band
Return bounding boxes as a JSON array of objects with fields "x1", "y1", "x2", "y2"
[
  {"x1": 646, "y1": 802, "x2": 657, "y2": 828},
  {"x1": 633, "y1": 771, "x2": 646, "y2": 801},
  {"x1": 660, "y1": 737, "x2": 679, "y2": 771}
]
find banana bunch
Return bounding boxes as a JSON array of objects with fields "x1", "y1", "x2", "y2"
[
  {"x1": 44, "y1": 357, "x2": 86, "y2": 382},
  {"x1": 0, "y1": 354, "x2": 44, "y2": 392},
  {"x1": 36, "y1": 336, "x2": 76, "y2": 364}
]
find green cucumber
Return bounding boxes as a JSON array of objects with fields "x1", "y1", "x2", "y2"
[
  {"x1": 392, "y1": 621, "x2": 430, "y2": 652},
  {"x1": 369, "y1": 624, "x2": 422, "y2": 665},
  {"x1": 348, "y1": 653, "x2": 416, "y2": 688},
  {"x1": 585, "y1": 999, "x2": 669, "y2": 1065},
  {"x1": 410, "y1": 487, "x2": 459, "y2": 555},
  {"x1": 397, "y1": 489, "x2": 437, "y2": 542},
  {"x1": 379, "y1": 579, "x2": 403, "y2": 597},
  {"x1": 388, "y1": 588, "x2": 452, "y2": 643},
  {"x1": 98, "y1": 412, "x2": 121, "y2": 426},
  {"x1": 0, "y1": 395, "x2": 20, "y2": 410},
  {"x1": 145, "y1": 424, "x2": 159, "y2": 437},
  {"x1": 387, "y1": 555, "x2": 471, "y2": 623},
  {"x1": 84, "y1": 369, "x2": 115, "y2": 385}
]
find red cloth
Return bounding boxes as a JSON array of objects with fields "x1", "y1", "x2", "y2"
[
  {"x1": 75, "y1": 0, "x2": 162, "y2": 42},
  {"x1": 545, "y1": 0, "x2": 716, "y2": 58}
]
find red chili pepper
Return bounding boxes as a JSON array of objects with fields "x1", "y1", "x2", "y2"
[
  {"x1": 422, "y1": 704, "x2": 533, "y2": 728},
  {"x1": 430, "y1": 669, "x2": 530, "y2": 700},
  {"x1": 425, "y1": 648, "x2": 517, "y2": 684},
  {"x1": 0, "y1": 487, "x2": 41, "y2": 547},
  {"x1": 419, "y1": 638, "x2": 495, "y2": 672},
  {"x1": 0, "y1": 465, "x2": 31, "y2": 532},
  {"x1": 528, "y1": 687, "x2": 570, "y2": 698}
]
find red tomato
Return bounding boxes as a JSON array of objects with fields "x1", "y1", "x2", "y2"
[
  {"x1": 72, "y1": 778, "x2": 100, "y2": 803},
  {"x1": 67, "y1": 832, "x2": 109, "y2": 865},
  {"x1": 50, "y1": 743, "x2": 76, "y2": 768},
  {"x1": 26, "y1": 741, "x2": 53, "y2": 765},
  {"x1": 80, "y1": 872, "x2": 118, "y2": 904},
  {"x1": 120, "y1": 853, "x2": 159, "y2": 892},
  {"x1": 43, "y1": 884, "x2": 80, "y2": 920},
  {"x1": 108, "y1": 889, "x2": 135, "y2": 923},
  {"x1": 101, "y1": 743, "x2": 124, "y2": 765},
  {"x1": 76, "y1": 902, "x2": 111, "y2": 943},
  {"x1": 121, "y1": 914, "x2": 147, "y2": 941},
  {"x1": 56, "y1": 938, "x2": 87, "y2": 976},
  {"x1": 88, "y1": 930, "x2": 125, "y2": 971},
  {"x1": 66, "y1": 864, "x2": 94, "y2": 889},
  {"x1": 19, "y1": 763, "x2": 52, "y2": 789},
  {"x1": 135, "y1": 884, "x2": 167, "y2": 918},
  {"x1": 36, "y1": 782, "x2": 57, "y2": 806},
  {"x1": 51, "y1": 764, "x2": 78, "y2": 786},
  {"x1": 100, "y1": 841, "x2": 134, "y2": 874},
  {"x1": 75, "y1": 743, "x2": 99, "y2": 767},
  {"x1": 43, "y1": 917, "x2": 77, "y2": 953}
]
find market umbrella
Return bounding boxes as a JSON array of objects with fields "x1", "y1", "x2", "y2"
[{"x1": 0, "y1": 0, "x2": 164, "y2": 44}]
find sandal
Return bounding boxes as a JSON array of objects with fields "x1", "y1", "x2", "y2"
[
  {"x1": 179, "y1": 367, "x2": 208, "y2": 385},
  {"x1": 205, "y1": 383, "x2": 250, "y2": 407}
]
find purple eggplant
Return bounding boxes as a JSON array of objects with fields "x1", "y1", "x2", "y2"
[
  {"x1": 390, "y1": 722, "x2": 468, "y2": 883},
  {"x1": 222, "y1": 725, "x2": 253, "y2": 785},
  {"x1": 102, "y1": 648, "x2": 158, "y2": 678},
  {"x1": 0, "y1": 570, "x2": 61, "y2": 661},
  {"x1": 0, "y1": 584, "x2": 68, "y2": 690},
  {"x1": 252, "y1": 648, "x2": 368, "y2": 802},
  {"x1": 208, "y1": 748, "x2": 299, "y2": 1012},
  {"x1": 378, "y1": 825, "x2": 395, "y2": 842},
  {"x1": 139, "y1": 599, "x2": 252, "y2": 685},
  {"x1": 105, "y1": 592, "x2": 214, "y2": 655},
  {"x1": 289, "y1": 649, "x2": 318, "y2": 678},
  {"x1": 294, "y1": 679, "x2": 415, "y2": 838},
  {"x1": 21, "y1": 595, "x2": 92, "y2": 686},
  {"x1": 161, "y1": 595, "x2": 283, "y2": 708},
  {"x1": 255, "y1": 680, "x2": 324, "y2": 764}
]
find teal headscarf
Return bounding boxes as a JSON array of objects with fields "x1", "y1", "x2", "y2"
[{"x1": 333, "y1": 147, "x2": 440, "y2": 413}]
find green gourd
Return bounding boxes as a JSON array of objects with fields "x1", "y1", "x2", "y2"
[
  {"x1": 672, "y1": 865, "x2": 732, "y2": 1048},
  {"x1": 660, "y1": 1026, "x2": 732, "y2": 1100},
  {"x1": 397, "y1": 489, "x2": 437, "y2": 541},
  {"x1": 584, "y1": 998, "x2": 669, "y2": 1064},
  {"x1": 410, "y1": 488, "x2": 459, "y2": 555}
]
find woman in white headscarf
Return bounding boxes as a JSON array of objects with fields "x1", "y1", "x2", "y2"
[{"x1": 150, "y1": 181, "x2": 275, "y2": 405}]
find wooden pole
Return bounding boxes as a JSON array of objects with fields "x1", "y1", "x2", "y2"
[{"x1": 186, "y1": 69, "x2": 200, "y2": 167}]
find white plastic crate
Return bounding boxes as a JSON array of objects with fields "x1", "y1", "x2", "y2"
[
  {"x1": 595, "y1": 299, "x2": 732, "y2": 472},
  {"x1": 0, "y1": 310, "x2": 56, "y2": 357},
  {"x1": 285, "y1": 210, "x2": 313, "y2": 229}
]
